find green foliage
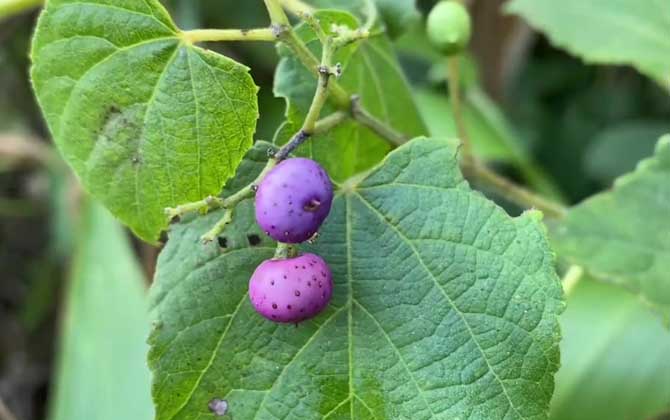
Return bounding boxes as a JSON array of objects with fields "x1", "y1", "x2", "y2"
[
  {"x1": 551, "y1": 279, "x2": 670, "y2": 420},
  {"x1": 274, "y1": 10, "x2": 427, "y2": 181},
  {"x1": 308, "y1": 0, "x2": 420, "y2": 38},
  {"x1": 415, "y1": 88, "x2": 564, "y2": 201},
  {"x1": 584, "y1": 120, "x2": 670, "y2": 183},
  {"x1": 552, "y1": 136, "x2": 670, "y2": 322},
  {"x1": 506, "y1": 0, "x2": 670, "y2": 88},
  {"x1": 31, "y1": 0, "x2": 259, "y2": 243},
  {"x1": 48, "y1": 201, "x2": 153, "y2": 420},
  {"x1": 148, "y1": 138, "x2": 564, "y2": 419}
]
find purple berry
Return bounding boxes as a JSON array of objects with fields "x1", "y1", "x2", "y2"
[
  {"x1": 255, "y1": 158, "x2": 333, "y2": 243},
  {"x1": 249, "y1": 253, "x2": 333, "y2": 324}
]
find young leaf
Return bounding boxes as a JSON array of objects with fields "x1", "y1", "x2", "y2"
[
  {"x1": 309, "y1": 0, "x2": 420, "y2": 38},
  {"x1": 48, "y1": 201, "x2": 153, "y2": 420},
  {"x1": 274, "y1": 10, "x2": 427, "y2": 181},
  {"x1": 552, "y1": 136, "x2": 670, "y2": 322},
  {"x1": 506, "y1": 0, "x2": 670, "y2": 88},
  {"x1": 551, "y1": 279, "x2": 670, "y2": 420},
  {"x1": 149, "y1": 137, "x2": 564, "y2": 419},
  {"x1": 31, "y1": 0, "x2": 259, "y2": 243}
]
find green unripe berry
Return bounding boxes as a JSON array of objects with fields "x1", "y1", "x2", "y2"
[{"x1": 426, "y1": 1, "x2": 472, "y2": 56}]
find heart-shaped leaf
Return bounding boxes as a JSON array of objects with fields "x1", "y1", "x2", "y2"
[
  {"x1": 148, "y1": 137, "x2": 564, "y2": 419},
  {"x1": 31, "y1": 0, "x2": 259, "y2": 243}
]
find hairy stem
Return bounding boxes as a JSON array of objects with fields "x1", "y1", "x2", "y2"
[
  {"x1": 0, "y1": 0, "x2": 42, "y2": 19},
  {"x1": 350, "y1": 96, "x2": 408, "y2": 146},
  {"x1": 263, "y1": 0, "x2": 290, "y2": 26},
  {"x1": 279, "y1": 0, "x2": 316, "y2": 16},
  {"x1": 462, "y1": 160, "x2": 567, "y2": 218},
  {"x1": 181, "y1": 28, "x2": 278, "y2": 43},
  {"x1": 446, "y1": 56, "x2": 473, "y2": 160}
]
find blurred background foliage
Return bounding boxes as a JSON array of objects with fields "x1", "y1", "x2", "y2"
[{"x1": 0, "y1": 1, "x2": 668, "y2": 419}]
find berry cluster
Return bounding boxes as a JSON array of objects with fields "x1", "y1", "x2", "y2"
[{"x1": 249, "y1": 158, "x2": 334, "y2": 324}]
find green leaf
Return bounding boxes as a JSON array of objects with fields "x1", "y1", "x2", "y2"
[
  {"x1": 149, "y1": 137, "x2": 564, "y2": 419},
  {"x1": 552, "y1": 136, "x2": 670, "y2": 322},
  {"x1": 551, "y1": 279, "x2": 670, "y2": 420},
  {"x1": 48, "y1": 201, "x2": 153, "y2": 420},
  {"x1": 274, "y1": 10, "x2": 427, "y2": 182},
  {"x1": 307, "y1": 0, "x2": 420, "y2": 38},
  {"x1": 31, "y1": 0, "x2": 259, "y2": 243},
  {"x1": 506, "y1": 0, "x2": 670, "y2": 88},
  {"x1": 584, "y1": 120, "x2": 670, "y2": 183}
]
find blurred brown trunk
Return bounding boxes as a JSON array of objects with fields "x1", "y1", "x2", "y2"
[{"x1": 469, "y1": 0, "x2": 535, "y2": 102}]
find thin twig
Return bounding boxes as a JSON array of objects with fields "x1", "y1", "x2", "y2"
[
  {"x1": 350, "y1": 96, "x2": 408, "y2": 146},
  {"x1": 462, "y1": 160, "x2": 567, "y2": 218},
  {"x1": 446, "y1": 56, "x2": 473, "y2": 160}
]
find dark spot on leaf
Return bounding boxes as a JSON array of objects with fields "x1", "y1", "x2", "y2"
[
  {"x1": 247, "y1": 234, "x2": 261, "y2": 246},
  {"x1": 295, "y1": 290, "x2": 301, "y2": 296},
  {"x1": 272, "y1": 303, "x2": 277, "y2": 309},
  {"x1": 217, "y1": 237, "x2": 228, "y2": 248},
  {"x1": 287, "y1": 305, "x2": 292, "y2": 310}
]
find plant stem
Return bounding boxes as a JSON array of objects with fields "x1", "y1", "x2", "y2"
[
  {"x1": 275, "y1": 25, "x2": 339, "y2": 161},
  {"x1": 201, "y1": 209, "x2": 233, "y2": 243},
  {"x1": 0, "y1": 0, "x2": 42, "y2": 19},
  {"x1": 446, "y1": 56, "x2": 473, "y2": 160},
  {"x1": 181, "y1": 28, "x2": 278, "y2": 43},
  {"x1": 263, "y1": 0, "x2": 290, "y2": 26},
  {"x1": 351, "y1": 96, "x2": 408, "y2": 146},
  {"x1": 164, "y1": 195, "x2": 223, "y2": 221},
  {"x1": 313, "y1": 111, "x2": 348, "y2": 134},
  {"x1": 279, "y1": 0, "x2": 315, "y2": 16},
  {"x1": 462, "y1": 160, "x2": 567, "y2": 218},
  {"x1": 562, "y1": 265, "x2": 584, "y2": 296},
  {"x1": 280, "y1": 30, "x2": 351, "y2": 108}
]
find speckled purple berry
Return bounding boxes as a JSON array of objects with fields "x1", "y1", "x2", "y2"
[
  {"x1": 249, "y1": 253, "x2": 333, "y2": 324},
  {"x1": 255, "y1": 158, "x2": 333, "y2": 243}
]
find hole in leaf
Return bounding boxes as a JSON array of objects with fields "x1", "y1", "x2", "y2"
[{"x1": 247, "y1": 234, "x2": 261, "y2": 246}]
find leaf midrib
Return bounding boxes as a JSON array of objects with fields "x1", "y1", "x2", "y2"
[{"x1": 352, "y1": 190, "x2": 526, "y2": 419}]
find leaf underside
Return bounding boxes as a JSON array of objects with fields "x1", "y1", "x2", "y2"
[
  {"x1": 148, "y1": 138, "x2": 564, "y2": 420},
  {"x1": 31, "y1": 0, "x2": 259, "y2": 243},
  {"x1": 551, "y1": 135, "x2": 670, "y2": 323},
  {"x1": 507, "y1": 0, "x2": 670, "y2": 88}
]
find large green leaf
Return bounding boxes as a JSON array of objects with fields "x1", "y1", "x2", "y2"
[
  {"x1": 48, "y1": 201, "x2": 153, "y2": 420},
  {"x1": 31, "y1": 0, "x2": 259, "y2": 243},
  {"x1": 274, "y1": 10, "x2": 427, "y2": 182},
  {"x1": 149, "y1": 137, "x2": 564, "y2": 419},
  {"x1": 552, "y1": 136, "x2": 670, "y2": 322},
  {"x1": 551, "y1": 279, "x2": 670, "y2": 420},
  {"x1": 506, "y1": 0, "x2": 670, "y2": 88}
]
